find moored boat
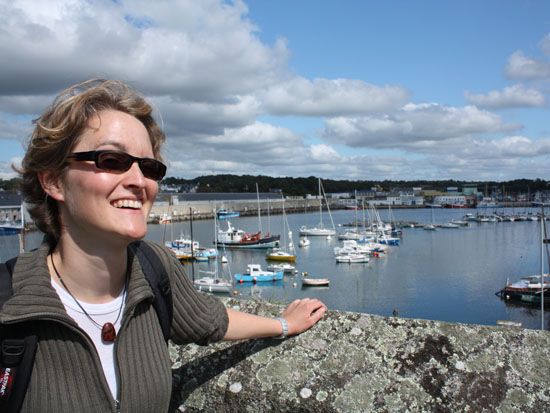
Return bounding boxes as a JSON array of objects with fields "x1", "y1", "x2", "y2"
[
  {"x1": 302, "y1": 274, "x2": 330, "y2": 286},
  {"x1": 266, "y1": 247, "x2": 296, "y2": 262},
  {"x1": 335, "y1": 253, "x2": 370, "y2": 263},
  {"x1": 216, "y1": 208, "x2": 240, "y2": 220},
  {"x1": 194, "y1": 270, "x2": 232, "y2": 293},
  {"x1": 496, "y1": 274, "x2": 550, "y2": 305},
  {"x1": 440, "y1": 222, "x2": 460, "y2": 229},
  {"x1": 234, "y1": 264, "x2": 284, "y2": 283},
  {"x1": 267, "y1": 263, "x2": 297, "y2": 274},
  {"x1": 300, "y1": 178, "x2": 336, "y2": 236},
  {"x1": 165, "y1": 236, "x2": 200, "y2": 260},
  {"x1": 216, "y1": 221, "x2": 280, "y2": 249},
  {"x1": 267, "y1": 200, "x2": 296, "y2": 261}
]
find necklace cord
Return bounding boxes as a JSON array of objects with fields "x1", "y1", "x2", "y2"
[{"x1": 50, "y1": 254, "x2": 127, "y2": 330}]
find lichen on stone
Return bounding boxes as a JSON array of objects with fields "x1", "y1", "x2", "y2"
[{"x1": 170, "y1": 298, "x2": 550, "y2": 413}]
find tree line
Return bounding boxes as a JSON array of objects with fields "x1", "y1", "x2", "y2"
[
  {"x1": 162, "y1": 175, "x2": 550, "y2": 197},
  {"x1": 2, "y1": 176, "x2": 548, "y2": 197}
]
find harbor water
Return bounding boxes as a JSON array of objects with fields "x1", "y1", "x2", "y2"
[{"x1": 2, "y1": 207, "x2": 548, "y2": 330}]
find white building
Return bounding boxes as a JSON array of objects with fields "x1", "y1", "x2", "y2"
[{"x1": 433, "y1": 195, "x2": 467, "y2": 207}]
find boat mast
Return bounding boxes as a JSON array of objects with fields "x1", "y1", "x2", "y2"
[
  {"x1": 256, "y1": 182, "x2": 262, "y2": 234},
  {"x1": 541, "y1": 204, "x2": 545, "y2": 330},
  {"x1": 319, "y1": 178, "x2": 336, "y2": 231},
  {"x1": 213, "y1": 208, "x2": 219, "y2": 280},
  {"x1": 318, "y1": 178, "x2": 323, "y2": 227},
  {"x1": 190, "y1": 207, "x2": 195, "y2": 282}
]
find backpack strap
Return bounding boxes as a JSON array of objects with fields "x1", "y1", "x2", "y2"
[
  {"x1": 0, "y1": 258, "x2": 16, "y2": 309},
  {"x1": 130, "y1": 242, "x2": 173, "y2": 342},
  {"x1": 1, "y1": 257, "x2": 38, "y2": 413}
]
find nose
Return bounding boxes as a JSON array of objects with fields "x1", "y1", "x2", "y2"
[{"x1": 124, "y1": 160, "x2": 147, "y2": 188}]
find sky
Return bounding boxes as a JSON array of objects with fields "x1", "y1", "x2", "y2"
[{"x1": 1, "y1": 0, "x2": 550, "y2": 182}]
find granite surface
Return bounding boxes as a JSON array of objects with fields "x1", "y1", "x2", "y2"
[{"x1": 169, "y1": 298, "x2": 550, "y2": 412}]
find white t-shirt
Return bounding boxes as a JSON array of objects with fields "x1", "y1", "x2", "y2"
[{"x1": 51, "y1": 279, "x2": 126, "y2": 400}]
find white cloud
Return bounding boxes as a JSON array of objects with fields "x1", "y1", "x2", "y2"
[
  {"x1": 0, "y1": 156, "x2": 22, "y2": 179},
  {"x1": 152, "y1": 95, "x2": 261, "y2": 137},
  {"x1": 322, "y1": 103, "x2": 514, "y2": 149},
  {"x1": 164, "y1": 122, "x2": 308, "y2": 177},
  {"x1": 309, "y1": 144, "x2": 343, "y2": 162},
  {"x1": 260, "y1": 77, "x2": 409, "y2": 116},
  {"x1": 461, "y1": 136, "x2": 550, "y2": 159},
  {"x1": 505, "y1": 50, "x2": 550, "y2": 80},
  {"x1": 425, "y1": 136, "x2": 550, "y2": 180},
  {"x1": 464, "y1": 84, "x2": 546, "y2": 109},
  {"x1": 0, "y1": 0, "x2": 287, "y2": 98}
]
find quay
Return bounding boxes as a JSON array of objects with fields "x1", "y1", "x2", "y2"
[
  {"x1": 170, "y1": 298, "x2": 549, "y2": 412},
  {"x1": 148, "y1": 195, "x2": 536, "y2": 224}
]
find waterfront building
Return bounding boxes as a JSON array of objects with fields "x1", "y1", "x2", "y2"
[{"x1": 433, "y1": 195, "x2": 467, "y2": 207}]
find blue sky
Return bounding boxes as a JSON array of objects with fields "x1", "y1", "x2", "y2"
[{"x1": 1, "y1": 0, "x2": 549, "y2": 181}]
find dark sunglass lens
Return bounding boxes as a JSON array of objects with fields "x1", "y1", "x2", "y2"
[
  {"x1": 140, "y1": 159, "x2": 166, "y2": 180},
  {"x1": 96, "y1": 152, "x2": 132, "y2": 172}
]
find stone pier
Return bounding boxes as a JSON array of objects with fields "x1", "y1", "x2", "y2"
[{"x1": 169, "y1": 298, "x2": 549, "y2": 412}]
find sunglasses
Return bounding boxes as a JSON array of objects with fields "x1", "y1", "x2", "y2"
[{"x1": 67, "y1": 150, "x2": 167, "y2": 181}]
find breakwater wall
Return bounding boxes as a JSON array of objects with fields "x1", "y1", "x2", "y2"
[
  {"x1": 149, "y1": 198, "x2": 427, "y2": 222},
  {"x1": 151, "y1": 198, "x2": 325, "y2": 222},
  {"x1": 169, "y1": 298, "x2": 549, "y2": 412}
]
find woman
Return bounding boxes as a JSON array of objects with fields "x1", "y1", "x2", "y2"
[{"x1": 2, "y1": 79, "x2": 326, "y2": 412}]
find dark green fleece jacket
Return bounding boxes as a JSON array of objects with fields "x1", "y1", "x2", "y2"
[{"x1": 0, "y1": 240, "x2": 229, "y2": 412}]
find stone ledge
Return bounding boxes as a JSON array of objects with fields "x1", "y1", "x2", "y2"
[{"x1": 169, "y1": 298, "x2": 550, "y2": 412}]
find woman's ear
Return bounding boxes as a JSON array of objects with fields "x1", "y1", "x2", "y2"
[{"x1": 38, "y1": 171, "x2": 65, "y2": 202}]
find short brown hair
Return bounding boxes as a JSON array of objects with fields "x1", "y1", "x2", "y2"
[{"x1": 18, "y1": 79, "x2": 166, "y2": 240}]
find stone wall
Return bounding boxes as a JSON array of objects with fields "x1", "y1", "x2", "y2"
[{"x1": 169, "y1": 298, "x2": 550, "y2": 412}]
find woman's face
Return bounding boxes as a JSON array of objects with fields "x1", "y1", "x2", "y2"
[{"x1": 54, "y1": 109, "x2": 159, "y2": 246}]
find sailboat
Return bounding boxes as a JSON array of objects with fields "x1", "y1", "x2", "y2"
[
  {"x1": 424, "y1": 206, "x2": 436, "y2": 231},
  {"x1": 194, "y1": 211, "x2": 233, "y2": 293},
  {"x1": 215, "y1": 184, "x2": 280, "y2": 249},
  {"x1": 299, "y1": 178, "x2": 336, "y2": 236},
  {"x1": 266, "y1": 199, "x2": 296, "y2": 262},
  {"x1": 496, "y1": 204, "x2": 549, "y2": 310}
]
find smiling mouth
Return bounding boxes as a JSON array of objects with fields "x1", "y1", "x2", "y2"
[{"x1": 112, "y1": 200, "x2": 143, "y2": 209}]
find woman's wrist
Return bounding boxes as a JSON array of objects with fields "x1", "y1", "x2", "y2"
[{"x1": 274, "y1": 317, "x2": 288, "y2": 339}]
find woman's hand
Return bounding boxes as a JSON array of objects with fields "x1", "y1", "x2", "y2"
[{"x1": 281, "y1": 298, "x2": 327, "y2": 336}]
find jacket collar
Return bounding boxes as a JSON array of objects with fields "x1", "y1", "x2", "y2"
[{"x1": 0, "y1": 241, "x2": 154, "y2": 325}]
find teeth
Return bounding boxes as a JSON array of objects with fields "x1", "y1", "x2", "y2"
[{"x1": 113, "y1": 200, "x2": 143, "y2": 209}]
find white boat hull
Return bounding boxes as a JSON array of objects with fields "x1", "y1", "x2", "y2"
[
  {"x1": 299, "y1": 227, "x2": 336, "y2": 236},
  {"x1": 194, "y1": 277, "x2": 232, "y2": 293}
]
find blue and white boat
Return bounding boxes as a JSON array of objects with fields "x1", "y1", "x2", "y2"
[
  {"x1": 234, "y1": 264, "x2": 283, "y2": 283},
  {"x1": 217, "y1": 208, "x2": 240, "y2": 220}
]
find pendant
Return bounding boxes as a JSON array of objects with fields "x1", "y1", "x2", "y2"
[{"x1": 101, "y1": 322, "x2": 117, "y2": 342}]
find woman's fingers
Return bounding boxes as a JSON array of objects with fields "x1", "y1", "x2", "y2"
[{"x1": 282, "y1": 298, "x2": 327, "y2": 335}]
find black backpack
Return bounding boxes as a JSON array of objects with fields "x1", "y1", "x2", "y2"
[{"x1": 0, "y1": 241, "x2": 173, "y2": 413}]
